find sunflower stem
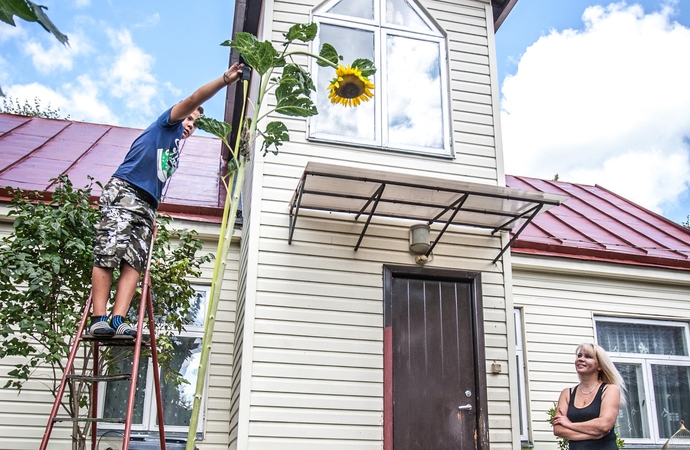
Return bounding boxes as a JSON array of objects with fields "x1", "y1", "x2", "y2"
[{"x1": 284, "y1": 50, "x2": 337, "y2": 68}]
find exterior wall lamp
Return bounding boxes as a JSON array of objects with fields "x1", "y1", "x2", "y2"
[{"x1": 409, "y1": 224, "x2": 431, "y2": 255}]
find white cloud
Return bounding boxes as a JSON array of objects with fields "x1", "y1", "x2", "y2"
[
  {"x1": 105, "y1": 28, "x2": 161, "y2": 119},
  {"x1": 23, "y1": 32, "x2": 92, "y2": 74},
  {"x1": 74, "y1": 0, "x2": 91, "y2": 7},
  {"x1": 500, "y1": 2, "x2": 690, "y2": 214},
  {"x1": 0, "y1": 55, "x2": 10, "y2": 85},
  {"x1": 0, "y1": 22, "x2": 25, "y2": 42},
  {"x1": 6, "y1": 78, "x2": 118, "y2": 124},
  {"x1": 133, "y1": 13, "x2": 161, "y2": 29}
]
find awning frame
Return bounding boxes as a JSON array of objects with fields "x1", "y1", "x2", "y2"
[{"x1": 288, "y1": 163, "x2": 567, "y2": 264}]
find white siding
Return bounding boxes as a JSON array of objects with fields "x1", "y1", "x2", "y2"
[
  {"x1": 512, "y1": 254, "x2": 690, "y2": 450},
  {"x1": 0, "y1": 208, "x2": 239, "y2": 450},
  {"x1": 233, "y1": 0, "x2": 515, "y2": 447}
]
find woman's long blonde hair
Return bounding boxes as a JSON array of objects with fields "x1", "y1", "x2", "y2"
[{"x1": 576, "y1": 343, "x2": 626, "y2": 402}]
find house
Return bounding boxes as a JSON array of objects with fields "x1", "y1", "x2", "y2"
[
  {"x1": 1, "y1": 0, "x2": 689, "y2": 449},
  {"x1": 506, "y1": 175, "x2": 690, "y2": 449}
]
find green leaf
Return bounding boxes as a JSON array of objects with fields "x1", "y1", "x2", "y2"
[
  {"x1": 194, "y1": 115, "x2": 232, "y2": 147},
  {"x1": 284, "y1": 22, "x2": 317, "y2": 43},
  {"x1": 274, "y1": 78, "x2": 317, "y2": 117},
  {"x1": 0, "y1": 0, "x2": 36, "y2": 25},
  {"x1": 226, "y1": 157, "x2": 238, "y2": 174},
  {"x1": 275, "y1": 96, "x2": 317, "y2": 117},
  {"x1": 261, "y1": 121, "x2": 289, "y2": 154},
  {"x1": 28, "y1": 1, "x2": 68, "y2": 45},
  {"x1": 228, "y1": 32, "x2": 283, "y2": 75},
  {"x1": 318, "y1": 43, "x2": 340, "y2": 67},
  {"x1": 282, "y1": 64, "x2": 315, "y2": 96},
  {"x1": 0, "y1": 0, "x2": 68, "y2": 45},
  {"x1": 275, "y1": 77, "x2": 301, "y2": 102},
  {"x1": 352, "y1": 58, "x2": 377, "y2": 78}
]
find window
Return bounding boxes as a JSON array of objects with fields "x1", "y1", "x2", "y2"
[
  {"x1": 514, "y1": 308, "x2": 529, "y2": 441},
  {"x1": 310, "y1": 0, "x2": 452, "y2": 156},
  {"x1": 99, "y1": 286, "x2": 209, "y2": 436},
  {"x1": 596, "y1": 317, "x2": 690, "y2": 445}
]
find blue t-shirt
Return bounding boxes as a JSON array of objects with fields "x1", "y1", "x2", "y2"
[{"x1": 112, "y1": 107, "x2": 183, "y2": 209}]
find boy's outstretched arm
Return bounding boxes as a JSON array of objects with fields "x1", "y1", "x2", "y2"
[{"x1": 170, "y1": 62, "x2": 244, "y2": 122}]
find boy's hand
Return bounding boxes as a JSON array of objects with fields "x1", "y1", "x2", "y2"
[{"x1": 223, "y1": 62, "x2": 245, "y2": 85}]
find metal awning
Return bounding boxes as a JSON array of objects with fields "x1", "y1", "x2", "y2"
[{"x1": 289, "y1": 162, "x2": 569, "y2": 263}]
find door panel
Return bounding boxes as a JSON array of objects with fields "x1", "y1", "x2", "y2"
[{"x1": 384, "y1": 266, "x2": 487, "y2": 450}]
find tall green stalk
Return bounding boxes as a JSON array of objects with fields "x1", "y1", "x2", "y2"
[
  {"x1": 185, "y1": 22, "x2": 375, "y2": 449},
  {"x1": 185, "y1": 78, "x2": 250, "y2": 449}
]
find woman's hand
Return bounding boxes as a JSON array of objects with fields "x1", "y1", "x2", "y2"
[{"x1": 552, "y1": 406, "x2": 572, "y2": 428}]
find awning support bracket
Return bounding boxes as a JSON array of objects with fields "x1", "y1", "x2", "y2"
[
  {"x1": 288, "y1": 177, "x2": 306, "y2": 244},
  {"x1": 355, "y1": 183, "x2": 386, "y2": 251},
  {"x1": 425, "y1": 193, "x2": 468, "y2": 257},
  {"x1": 428, "y1": 194, "x2": 467, "y2": 225},
  {"x1": 491, "y1": 203, "x2": 544, "y2": 265}
]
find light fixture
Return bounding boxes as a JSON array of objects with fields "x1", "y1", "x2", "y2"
[{"x1": 409, "y1": 224, "x2": 431, "y2": 255}]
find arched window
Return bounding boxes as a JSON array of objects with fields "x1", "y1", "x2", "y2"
[{"x1": 310, "y1": 0, "x2": 452, "y2": 156}]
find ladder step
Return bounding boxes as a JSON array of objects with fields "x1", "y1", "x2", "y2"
[
  {"x1": 67, "y1": 373, "x2": 131, "y2": 382},
  {"x1": 81, "y1": 334, "x2": 150, "y2": 347},
  {"x1": 53, "y1": 417, "x2": 126, "y2": 424}
]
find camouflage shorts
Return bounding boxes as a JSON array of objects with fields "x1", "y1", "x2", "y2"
[{"x1": 93, "y1": 178, "x2": 156, "y2": 273}]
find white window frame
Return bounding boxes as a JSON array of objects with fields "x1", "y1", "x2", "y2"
[
  {"x1": 98, "y1": 285, "x2": 210, "y2": 436},
  {"x1": 595, "y1": 316, "x2": 690, "y2": 445},
  {"x1": 309, "y1": 0, "x2": 453, "y2": 157},
  {"x1": 514, "y1": 308, "x2": 529, "y2": 441}
]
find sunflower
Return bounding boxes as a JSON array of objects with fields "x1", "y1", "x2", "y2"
[{"x1": 328, "y1": 64, "x2": 375, "y2": 107}]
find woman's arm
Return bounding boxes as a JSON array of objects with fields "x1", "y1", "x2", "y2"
[
  {"x1": 552, "y1": 388, "x2": 605, "y2": 440},
  {"x1": 554, "y1": 385, "x2": 621, "y2": 437}
]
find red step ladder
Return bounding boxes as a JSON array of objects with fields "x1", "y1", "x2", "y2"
[{"x1": 40, "y1": 226, "x2": 166, "y2": 450}]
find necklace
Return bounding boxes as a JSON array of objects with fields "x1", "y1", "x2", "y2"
[{"x1": 579, "y1": 382, "x2": 599, "y2": 395}]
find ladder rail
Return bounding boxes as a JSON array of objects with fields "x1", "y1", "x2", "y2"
[
  {"x1": 146, "y1": 274, "x2": 167, "y2": 450},
  {"x1": 39, "y1": 293, "x2": 93, "y2": 450},
  {"x1": 122, "y1": 224, "x2": 166, "y2": 450},
  {"x1": 91, "y1": 340, "x2": 100, "y2": 450}
]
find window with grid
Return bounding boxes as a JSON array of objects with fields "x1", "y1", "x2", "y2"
[
  {"x1": 514, "y1": 308, "x2": 529, "y2": 441},
  {"x1": 596, "y1": 317, "x2": 690, "y2": 445},
  {"x1": 99, "y1": 286, "x2": 209, "y2": 435},
  {"x1": 309, "y1": 0, "x2": 452, "y2": 156}
]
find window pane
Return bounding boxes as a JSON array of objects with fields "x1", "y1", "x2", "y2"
[
  {"x1": 188, "y1": 290, "x2": 207, "y2": 327},
  {"x1": 158, "y1": 336, "x2": 204, "y2": 427},
  {"x1": 312, "y1": 24, "x2": 376, "y2": 141},
  {"x1": 386, "y1": 35, "x2": 443, "y2": 149},
  {"x1": 597, "y1": 322, "x2": 688, "y2": 356},
  {"x1": 328, "y1": 0, "x2": 374, "y2": 20},
  {"x1": 615, "y1": 363, "x2": 650, "y2": 439},
  {"x1": 652, "y1": 365, "x2": 690, "y2": 439},
  {"x1": 516, "y1": 354, "x2": 525, "y2": 436},
  {"x1": 102, "y1": 349, "x2": 149, "y2": 424},
  {"x1": 385, "y1": 0, "x2": 430, "y2": 30}
]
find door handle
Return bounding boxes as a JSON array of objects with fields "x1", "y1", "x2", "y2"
[{"x1": 458, "y1": 404, "x2": 472, "y2": 411}]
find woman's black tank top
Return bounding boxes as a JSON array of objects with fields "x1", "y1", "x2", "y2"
[{"x1": 566, "y1": 383, "x2": 617, "y2": 450}]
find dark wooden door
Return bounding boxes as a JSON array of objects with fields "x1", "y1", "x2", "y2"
[{"x1": 383, "y1": 266, "x2": 488, "y2": 450}]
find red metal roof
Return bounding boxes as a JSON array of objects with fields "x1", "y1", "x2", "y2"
[
  {"x1": 506, "y1": 175, "x2": 690, "y2": 270},
  {"x1": 0, "y1": 113, "x2": 226, "y2": 222}
]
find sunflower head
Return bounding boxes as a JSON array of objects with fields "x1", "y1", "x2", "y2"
[{"x1": 327, "y1": 64, "x2": 375, "y2": 107}]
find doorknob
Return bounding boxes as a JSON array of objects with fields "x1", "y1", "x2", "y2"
[{"x1": 458, "y1": 404, "x2": 472, "y2": 411}]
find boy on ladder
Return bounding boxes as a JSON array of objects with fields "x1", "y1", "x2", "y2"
[{"x1": 88, "y1": 63, "x2": 244, "y2": 338}]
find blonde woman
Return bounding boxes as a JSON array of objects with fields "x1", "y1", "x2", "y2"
[{"x1": 553, "y1": 343, "x2": 625, "y2": 449}]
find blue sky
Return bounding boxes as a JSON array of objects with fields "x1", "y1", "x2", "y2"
[{"x1": 1, "y1": 0, "x2": 689, "y2": 224}]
